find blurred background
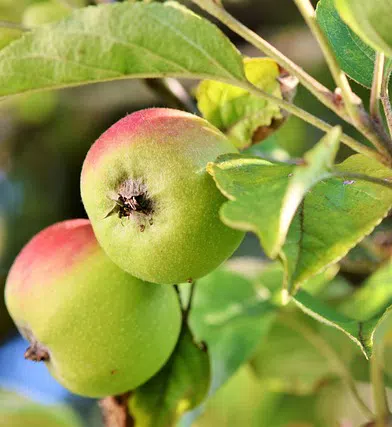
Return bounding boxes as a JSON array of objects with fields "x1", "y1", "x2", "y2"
[{"x1": 0, "y1": 0, "x2": 377, "y2": 426}]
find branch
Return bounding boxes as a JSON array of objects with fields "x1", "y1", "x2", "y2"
[
  {"x1": 144, "y1": 78, "x2": 197, "y2": 113},
  {"x1": 239, "y1": 80, "x2": 390, "y2": 166},
  {"x1": 191, "y1": 0, "x2": 392, "y2": 162},
  {"x1": 100, "y1": 393, "x2": 134, "y2": 427},
  {"x1": 293, "y1": 0, "x2": 392, "y2": 159},
  {"x1": 190, "y1": 0, "x2": 344, "y2": 119}
]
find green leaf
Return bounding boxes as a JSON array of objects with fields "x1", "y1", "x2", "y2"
[
  {"x1": 335, "y1": 0, "x2": 392, "y2": 58},
  {"x1": 196, "y1": 58, "x2": 284, "y2": 149},
  {"x1": 193, "y1": 365, "x2": 345, "y2": 427},
  {"x1": 249, "y1": 310, "x2": 355, "y2": 395},
  {"x1": 283, "y1": 154, "x2": 392, "y2": 286},
  {"x1": 340, "y1": 259, "x2": 392, "y2": 321},
  {"x1": 209, "y1": 149, "x2": 392, "y2": 289},
  {"x1": 179, "y1": 268, "x2": 276, "y2": 426},
  {"x1": 0, "y1": 2, "x2": 246, "y2": 97},
  {"x1": 129, "y1": 327, "x2": 210, "y2": 427},
  {"x1": 208, "y1": 127, "x2": 340, "y2": 260},
  {"x1": 0, "y1": 28, "x2": 22, "y2": 51},
  {"x1": 337, "y1": 260, "x2": 392, "y2": 376},
  {"x1": 293, "y1": 288, "x2": 387, "y2": 359},
  {"x1": 189, "y1": 268, "x2": 276, "y2": 394},
  {"x1": 316, "y1": 0, "x2": 386, "y2": 87}
]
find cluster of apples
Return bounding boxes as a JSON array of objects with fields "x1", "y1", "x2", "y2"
[{"x1": 5, "y1": 108, "x2": 245, "y2": 398}]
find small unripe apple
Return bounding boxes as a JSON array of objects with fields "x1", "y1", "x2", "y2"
[
  {"x1": 81, "y1": 108, "x2": 245, "y2": 285},
  {"x1": 22, "y1": 1, "x2": 70, "y2": 28},
  {"x1": 5, "y1": 219, "x2": 181, "y2": 397}
]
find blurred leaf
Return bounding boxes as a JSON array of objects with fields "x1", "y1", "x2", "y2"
[
  {"x1": 0, "y1": 2, "x2": 246, "y2": 97},
  {"x1": 181, "y1": 268, "x2": 276, "y2": 426},
  {"x1": 129, "y1": 327, "x2": 210, "y2": 427},
  {"x1": 293, "y1": 288, "x2": 389, "y2": 359},
  {"x1": 207, "y1": 127, "x2": 340, "y2": 260},
  {"x1": 12, "y1": 91, "x2": 58, "y2": 124},
  {"x1": 338, "y1": 260, "x2": 392, "y2": 378},
  {"x1": 0, "y1": 390, "x2": 83, "y2": 427},
  {"x1": 316, "y1": 0, "x2": 392, "y2": 87},
  {"x1": 0, "y1": 28, "x2": 22, "y2": 50},
  {"x1": 340, "y1": 259, "x2": 392, "y2": 321},
  {"x1": 189, "y1": 268, "x2": 276, "y2": 394},
  {"x1": 244, "y1": 135, "x2": 291, "y2": 162},
  {"x1": 335, "y1": 0, "x2": 392, "y2": 57},
  {"x1": 193, "y1": 365, "x2": 339, "y2": 427},
  {"x1": 22, "y1": 1, "x2": 71, "y2": 28},
  {"x1": 255, "y1": 261, "x2": 340, "y2": 302},
  {"x1": 196, "y1": 58, "x2": 284, "y2": 149},
  {"x1": 250, "y1": 313, "x2": 338, "y2": 394}
]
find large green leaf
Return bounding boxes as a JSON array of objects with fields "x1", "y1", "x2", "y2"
[
  {"x1": 207, "y1": 127, "x2": 340, "y2": 259},
  {"x1": 129, "y1": 327, "x2": 210, "y2": 427},
  {"x1": 316, "y1": 0, "x2": 390, "y2": 87},
  {"x1": 0, "y1": 2, "x2": 246, "y2": 97},
  {"x1": 209, "y1": 151, "x2": 392, "y2": 289},
  {"x1": 196, "y1": 58, "x2": 284, "y2": 149},
  {"x1": 283, "y1": 155, "x2": 392, "y2": 286},
  {"x1": 335, "y1": 0, "x2": 392, "y2": 58}
]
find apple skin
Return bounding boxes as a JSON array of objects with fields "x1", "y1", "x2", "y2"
[
  {"x1": 4, "y1": 219, "x2": 182, "y2": 398},
  {"x1": 81, "y1": 108, "x2": 245, "y2": 285}
]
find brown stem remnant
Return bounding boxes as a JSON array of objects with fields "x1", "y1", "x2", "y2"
[
  {"x1": 24, "y1": 342, "x2": 50, "y2": 362},
  {"x1": 100, "y1": 392, "x2": 134, "y2": 427}
]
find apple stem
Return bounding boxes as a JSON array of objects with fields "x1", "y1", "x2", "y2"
[
  {"x1": 183, "y1": 280, "x2": 196, "y2": 321},
  {"x1": 24, "y1": 342, "x2": 50, "y2": 362},
  {"x1": 100, "y1": 392, "x2": 134, "y2": 427}
]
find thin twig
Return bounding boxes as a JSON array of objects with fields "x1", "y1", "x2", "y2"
[
  {"x1": 371, "y1": 53, "x2": 385, "y2": 122},
  {"x1": 239, "y1": 80, "x2": 390, "y2": 166},
  {"x1": 381, "y1": 65, "x2": 392, "y2": 137},
  {"x1": 144, "y1": 78, "x2": 197, "y2": 113},
  {"x1": 183, "y1": 281, "x2": 196, "y2": 320},
  {"x1": 191, "y1": 0, "x2": 344, "y2": 119},
  {"x1": 293, "y1": 0, "x2": 392, "y2": 158}
]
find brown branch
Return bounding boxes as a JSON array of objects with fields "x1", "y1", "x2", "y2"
[{"x1": 100, "y1": 392, "x2": 134, "y2": 427}]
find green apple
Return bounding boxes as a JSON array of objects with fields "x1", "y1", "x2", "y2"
[
  {"x1": 81, "y1": 108, "x2": 245, "y2": 285},
  {"x1": 5, "y1": 219, "x2": 182, "y2": 397}
]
